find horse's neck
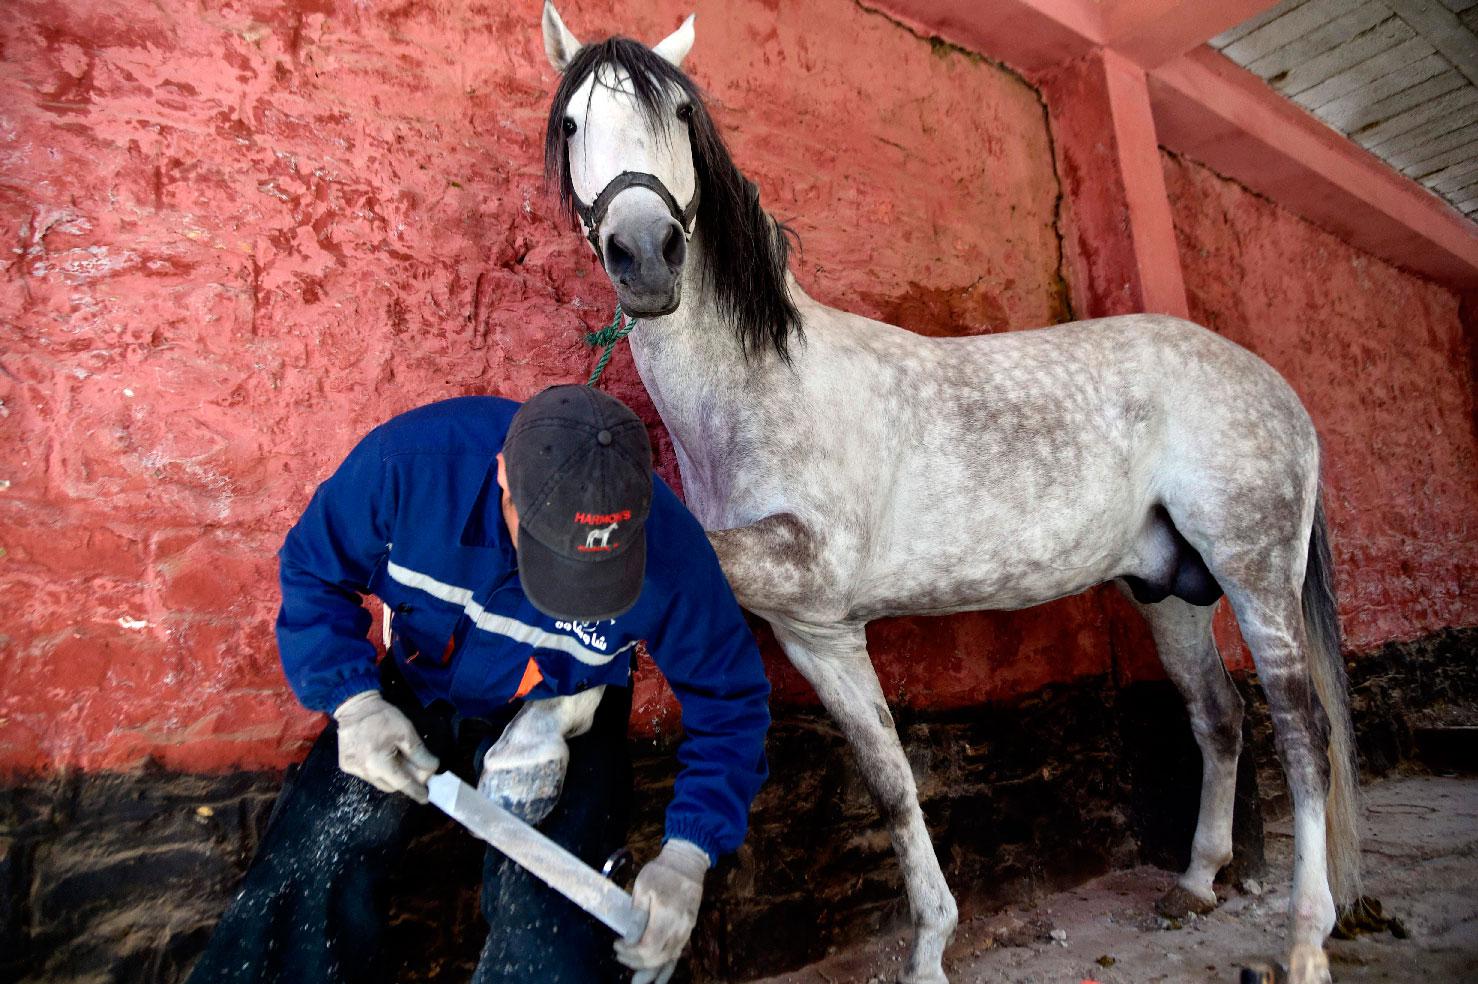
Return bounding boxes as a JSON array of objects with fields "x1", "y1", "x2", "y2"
[{"x1": 627, "y1": 231, "x2": 803, "y2": 524}]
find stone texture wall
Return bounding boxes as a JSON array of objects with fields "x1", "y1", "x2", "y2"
[{"x1": 0, "y1": 0, "x2": 1066, "y2": 775}]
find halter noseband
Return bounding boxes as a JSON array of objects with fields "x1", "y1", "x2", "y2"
[{"x1": 574, "y1": 170, "x2": 700, "y2": 264}]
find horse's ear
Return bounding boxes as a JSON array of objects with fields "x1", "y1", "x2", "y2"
[
  {"x1": 652, "y1": 13, "x2": 695, "y2": 68},
  {"x1": 542, "y1": 1, "x2": 583, "y2": 73}
]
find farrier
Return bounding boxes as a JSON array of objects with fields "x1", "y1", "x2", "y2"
[{"x1": 188, "y1": 385, "x2": 771, "y2": 984}]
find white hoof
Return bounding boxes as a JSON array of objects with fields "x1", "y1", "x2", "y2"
[
  {"x1": 1287, "y1": 943, "x2": 1331, "y2": 984},
  {"x1": 897, "y1": 917, "x2": 954, "y2": 984},
  {"x1": 897, "y1": 968, "x2": 948, "y2": 984},
  {"x1": 478, "y1": 736, "x2": 569, "y2": 825}
]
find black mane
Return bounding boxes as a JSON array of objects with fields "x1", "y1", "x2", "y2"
[{"x1": 544, "y1": 36, "x2": 801, "y2": 361}]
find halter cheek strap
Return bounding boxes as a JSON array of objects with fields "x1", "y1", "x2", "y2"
[{"x1": 574, "y1": 170, "x2": 701, "y2": 264}]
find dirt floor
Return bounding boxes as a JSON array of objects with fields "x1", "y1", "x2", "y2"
[{"x1": 748, "y1": 774, "x2": 1478, "y2": 984}]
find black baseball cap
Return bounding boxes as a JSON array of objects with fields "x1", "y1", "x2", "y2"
[{"x1": 502, "y1": 385, "x2": 653, "y2": 621}]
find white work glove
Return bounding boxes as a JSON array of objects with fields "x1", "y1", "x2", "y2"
[
  {"x1": 614, "y1": 839, "x2": 710, "y2": 984},
  {"x1": 333, "y1": 690, "x2": 439, "y2": 804}
]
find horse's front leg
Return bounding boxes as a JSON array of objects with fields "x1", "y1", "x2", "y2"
[
  {"x1": 774, "y1": 621, "x2": 957, "y2": 984},
  {"x1": 707, "y1": 516, "x2": 956, "y2": 984},
  {"x1": 707, "y1": 512, "x2": 838, "y2": 620}
]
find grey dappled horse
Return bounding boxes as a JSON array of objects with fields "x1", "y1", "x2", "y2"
[{"x1": 538, "y1": 7, "x2": 1361, "y2": 983}]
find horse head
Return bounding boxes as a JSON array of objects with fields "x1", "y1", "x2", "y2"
[
  {"x1": 541, "y1": 2, "x2": 801, "y2": 357},
  {"x1": 542, "y1": 3, "x2": 698, "y2": 317}
]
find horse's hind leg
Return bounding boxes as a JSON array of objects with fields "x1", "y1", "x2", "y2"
[
  {"x1": 1123, "y1": 590, "x2": 1243, "y2": 917},
  {"x1": 1227, "y1": 582, "x2": 1337, "y2": 984},
  {"x1": 772, "y1": 621, "x2": 957, "y2": 984}
]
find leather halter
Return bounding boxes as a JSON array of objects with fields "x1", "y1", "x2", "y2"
[{"x1": 573, "y1": 170, "x2": 700, "y2": 264}]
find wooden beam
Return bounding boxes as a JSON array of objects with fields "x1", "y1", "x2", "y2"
[
  {"x1": 1388, "y1": 0, "x2": 1478, "y2": 86},
  {"x1": 1242, "y1": 2, "x2": 1392, "y2": 85},
  {"x1": 1102, "y1": 50, "x2": 1191, "y2": 316},
  {"x1": 1040, "y1": 49, "x2": 1189, "y2": 318}
]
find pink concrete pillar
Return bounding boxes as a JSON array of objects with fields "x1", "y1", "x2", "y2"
[
  {"x1": 1039, "y1": 46, "x2": 1192, "y2": 685},
  {"x1": 1041, "y1": 47, "x2": 1189, "y2": 320}
]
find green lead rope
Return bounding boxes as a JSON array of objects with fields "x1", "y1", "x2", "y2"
[{"x1": 585, "y1": 303, "x2": 639, "y2": 386}]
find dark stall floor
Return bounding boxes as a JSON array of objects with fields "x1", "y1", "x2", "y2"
[{"x1": 751, "y1": 774, "x2": 1478, "y2": 984}]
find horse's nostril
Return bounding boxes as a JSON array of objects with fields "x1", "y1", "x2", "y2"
[
  {"x1": 605, "y1": 235, "x2": 635, "y2": 282},
  {"x1": 662, "y1": 224, "x2": 686, "y2": 271}
]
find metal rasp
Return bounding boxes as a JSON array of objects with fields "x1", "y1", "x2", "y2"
[{"x1": 426, "y1": 772, "x2": 648, "y2": 943}]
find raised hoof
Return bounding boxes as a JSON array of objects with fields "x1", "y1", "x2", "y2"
[
  {"x1": 1155, "y1": 883, "x2": 1217, "y2": 918},
  {"x1": 1287, "y1": 943, "x2": 1331, "y2": 984},
  {"x1": 478, "y1": 744, "x2": 568, "y2": 825}
]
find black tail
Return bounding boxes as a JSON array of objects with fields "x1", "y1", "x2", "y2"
[{"x1": 1302, "y1": 494, "x2": 1362, "y2": 907}]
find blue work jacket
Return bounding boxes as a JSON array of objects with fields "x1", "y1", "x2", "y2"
[{"x1": 276, "y1": 396, "x2": 771, "y2": 861}]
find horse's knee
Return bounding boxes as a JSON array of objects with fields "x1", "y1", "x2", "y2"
[
  {"x1": 857, "y1": 749, "x2": 917, "y2": 822},
  {"x1": 1191, "y1": 684, "x2": 1244, "y2": 762},
  {"x1": 925, "y1": 889, "x2": 958, "y2": 932}
]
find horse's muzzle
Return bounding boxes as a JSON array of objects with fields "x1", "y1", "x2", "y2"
[
  {"x1": 603, "y1": 217, "x2": 685, "y2": 316},
  {"x1": 612, "y1": 280, "x2": 682, "y2": 318}
]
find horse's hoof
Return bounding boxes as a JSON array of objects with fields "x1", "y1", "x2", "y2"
[
  {"x1": 896, "y1": 970, "x2": 948, "y2": 984},
  {"x1": 478, "y1": 741, "x2": 569, "y2": 825},
  {"x1": 1155, "y1": 883, "x2": 1217, "y2": 918},
  {"x1": 1287, "y1": 944, "x2": 1330, "y2": 984}
]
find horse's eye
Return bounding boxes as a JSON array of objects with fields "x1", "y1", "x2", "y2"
[
  {"x1": 675, "y1": 104, "x2": 692, "y2": 123},
  {"x1": 562, "y1": 118, "x2": 577, "y2": 136}
]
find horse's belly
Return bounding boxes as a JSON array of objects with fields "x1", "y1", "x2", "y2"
[
  {"x1": 850, "y1": 572, "x2": 1108, "y2": 620},
  {"x1": 848, "y1": 521, "x2": 1134, "y2": 619}
]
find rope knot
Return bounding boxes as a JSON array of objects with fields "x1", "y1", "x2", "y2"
[{"x1": 585, "y1": 304, "x2": 639, "y2": 386}]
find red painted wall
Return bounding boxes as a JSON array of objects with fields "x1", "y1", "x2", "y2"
[
  {"x1": 0, "y1": 0, "x2": 1071, "y2": 774},
  {"x1": 1140, "y1": 152, "x2": 1478, "y2": 680},
  {"x1": 4, "y1": 0, "x2": 1473, "y2": 778}
]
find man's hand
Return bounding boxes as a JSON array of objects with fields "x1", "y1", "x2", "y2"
[
  {"x1": 614, "y1": 839, "x2": 710, "y2": 984},
  {"x1": 333, "y1": 690, "x2": 439, "y2": 803}
]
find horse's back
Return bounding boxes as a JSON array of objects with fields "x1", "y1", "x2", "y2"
[
  {"x1": 807, "y1": 310, "x2": 1319, "y2": 615},
  {"x1": 887, "y1": 312, "x2": 1316, "y2": 475}
]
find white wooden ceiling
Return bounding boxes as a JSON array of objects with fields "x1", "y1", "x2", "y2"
[{"x1": 1212, "y1": 0, "x2": 1478, "y2": 222}]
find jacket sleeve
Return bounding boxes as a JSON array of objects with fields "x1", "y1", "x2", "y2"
[
  {"x1": 646, "y1": 529, "x2": 771, "y2": 864},
  {"x1": 276, "y1": 428, "x2": 394, "y2": 713}
]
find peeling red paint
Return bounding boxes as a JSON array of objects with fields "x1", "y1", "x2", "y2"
[
  {"x1": 3, "y1": 0, "x2": 1471, "y2": 777},
  {"x1": 0, "y1": 0, "x2": 1066, "y2": 773}
]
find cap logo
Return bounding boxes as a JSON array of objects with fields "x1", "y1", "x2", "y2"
[
  {"x1": 574, "y1": 510, "x2": 632, "y2": 525},
  {"x1": 580, "y1": 521, "x2": 619, "y2": 552},
  {"x1": 574, "y1": 510, "x2": 631, "y2": 552}
]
